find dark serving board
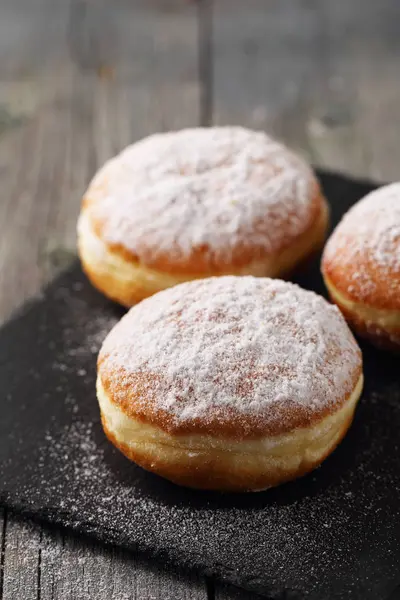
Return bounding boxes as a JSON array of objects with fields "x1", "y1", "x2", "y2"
[{"x1": 1, "y1": 172, "x2": 399, "y2": 600}]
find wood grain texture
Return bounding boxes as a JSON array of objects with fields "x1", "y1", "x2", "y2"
[
  {"x1": 0, "y1": 0, "x2": 76, "y2": 321},
  {"x1": 213, "y1": 0, "x2": 400, "y2": 182},
  {"x1": 0, "y1": 510, "x2": 5, "y2": 598},
  {"x1": 211, "y1": 1, "x2": 400, "y2": 598},
  {"x1": 39, "y1": 528, "x2": 206, "y2": 600},
  {"x1": 0, "y1": 1, "x2": 206, "y2": 600},
  {"x1": 0, "y1": 0, "x2": 199, "y2": 322},
  {"x1": 0, "y1": 515, "x2": 207, "y2": 600},
  {"x1": 2, "y1": 1, "x2": 400, "y2": 599},
  {"x1": 0, "y1": 515, "x2": 42, "y2": 599}
]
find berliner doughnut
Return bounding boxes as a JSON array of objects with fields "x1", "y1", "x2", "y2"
[
  {"x1": 322, "y1": 183, "x2": 400, "y2": 350},
  {"x1": 78, "y1": 127, "x2": 329, "y2": 306},
  {"x1": 97, "y1": 276, "x2": 363, "y2": 492}
]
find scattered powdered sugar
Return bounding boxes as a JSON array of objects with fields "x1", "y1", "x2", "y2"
[
  {"x1": 86, "y1": 127, "x2": 318, "y2": 268},
  {"x1": 5, "y1": 265, "x2": 399, "y2": 598},
  {"x1": 323, "y1": 183, "x2": 400, "y2": 298},
  {"x1": 100, "y1": 277, "x2": 360, "y2": 430}
]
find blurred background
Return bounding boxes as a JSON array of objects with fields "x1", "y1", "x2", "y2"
[{"x1": 0, "y1": 1, "x2": 399, "y2": 598}]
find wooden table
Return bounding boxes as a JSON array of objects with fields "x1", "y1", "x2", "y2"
[{"x1": 1, "y1": 1, "x2": 399, "y2": 598}]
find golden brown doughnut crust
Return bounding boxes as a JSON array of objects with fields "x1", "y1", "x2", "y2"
[
  {"x1": 85, "y1": 186, "x2": 325, "y2": 276},
  {"x1": 324, "y1": 274, "x2": 400, "y2": 350},
  {"x1": 322, "y1": 184, "x2": 400, "y2": 312},
  {"x1": 97, "y1": 277, "x2": 363, "y2": 491},
  {"x1": 98, "y1": 358, "x2": 362, "y2": 441},
  {"x1": 79, "y1": 195, "x2": 328, "y2": 306},
  {"x1": 323, "y1": 249, "x2": 400, "y2": 312},
  {"x1": 322, "y1": 183, "x2": 400, "y2": 348},
  {"x1": 98, "y1": 277, "x2": 362, "y2": 436},
  {"x1": 78, "y1": 127, "x2": 329, "y2": 305}
]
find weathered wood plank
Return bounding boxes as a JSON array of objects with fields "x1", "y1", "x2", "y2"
[
  {"x1": 302, "y1": 0, "x2": 398, "y2": 180},
  {"x1": 211, "y1": 1, "x2": 400, "y2": 598},
  {"x1": 197, "y1": 0, "x2": 213, "y2": 126},
  {"x1": 3, "y1": 1, "x2": 400, "y2": 599},
  {"x1": 1, "y1": 515, "x2": 42, "y2": 600},
  {"x1": 0, "y1": 510, "x2": 5, "y2": 598},
  {"x1": 0, "y1": 516, "x2": 208, "y2": 600},
  {"x1": 39, "y1": 528, "x2": 207, "y2": 600},
  {"x1": 354, "y1": 4, "x2": 400, "y2": 183},
  {"x1": 0, "y1": 0, "x2": 200, "y2": 322},
  {"x1": 85, "y1": 0, "x2": 200, "y2": 163},
  {"x1": 0, "y1": 0, "x2": 76, "y2": 321},
  {"x1": 213, "y1": 0, "x2": 400, "y2": 182},
  {"x1": 213, "y1": 0, "x2": 321, "y2": 148},
  {"x1": 0, "y1": 1, "x2": 206, "y2": 600}
]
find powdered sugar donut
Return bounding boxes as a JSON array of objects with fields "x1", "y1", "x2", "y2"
[
  {"x1": 97, "y1": 276, "x2": 362, "y2": 491},
  {"x1": 322, "y1": 183, "x2": 400, "y2": 349},
  {"x1": 78, "y1": 127, "x2": 329, "y2": 306}
]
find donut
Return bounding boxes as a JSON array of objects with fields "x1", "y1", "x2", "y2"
[
  {"x1": 322, "y1": 183, "x2": 400, "y2": 350},
  {"x1": 97, "y1": 276, "x2": 363, "y2": 492},
  {"x1": 78, "y1": 127, "x2": 329, "y2": 306}
]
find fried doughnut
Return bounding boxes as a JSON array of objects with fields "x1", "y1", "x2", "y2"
[
  {"x1": 322, "y1": 183, "x2": 400, "y2": 350},
  {"x1": 78, "y1": 127, "x2": 329, "y2": 306},
  {"x1": 97, "y1": 276, "x2": 363, "y2": 492}
]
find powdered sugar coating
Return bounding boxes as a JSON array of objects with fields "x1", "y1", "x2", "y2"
[
  {"x1": 323, "y1": 183, "x2": 400, "y2": 307},
  {"x1": 99, "y1": 277, "x2": 361, "y2": 437},
  {"x1": 85, "y1": 127, "x2": 320, "y2": 272}
]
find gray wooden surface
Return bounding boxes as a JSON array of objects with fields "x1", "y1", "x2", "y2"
[{"x1": 0, "y1": 0, "x2": 399, "y2": 598}]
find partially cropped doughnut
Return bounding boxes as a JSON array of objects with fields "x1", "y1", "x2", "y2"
[
  {"x1": 78, "y1": 127, "x2": 329, "y2": 306},
  {"x1": 97, "y1": 276, "x2": 363, "y2": 492},
  {"x1": 322, "y1": 183, "x2": 400, "y2": 350}
]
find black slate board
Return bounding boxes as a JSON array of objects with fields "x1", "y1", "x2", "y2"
[{"x1": 1, "y1": 171, "x2": 400, "y2": 600}]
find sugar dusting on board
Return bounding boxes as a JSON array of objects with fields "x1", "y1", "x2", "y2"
[
  {"x1": 99, "y1": 276, "x2": 361, "y2": 434},
  {"x1": 34, "y1": 374, "x2": 400, "y2": 599},
  {"x1": 2, "y1": 255, "x2": 400, "y2": 600},
  {"x1": 84, "y1": 127, "x2": 319, "y2": 268}
]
